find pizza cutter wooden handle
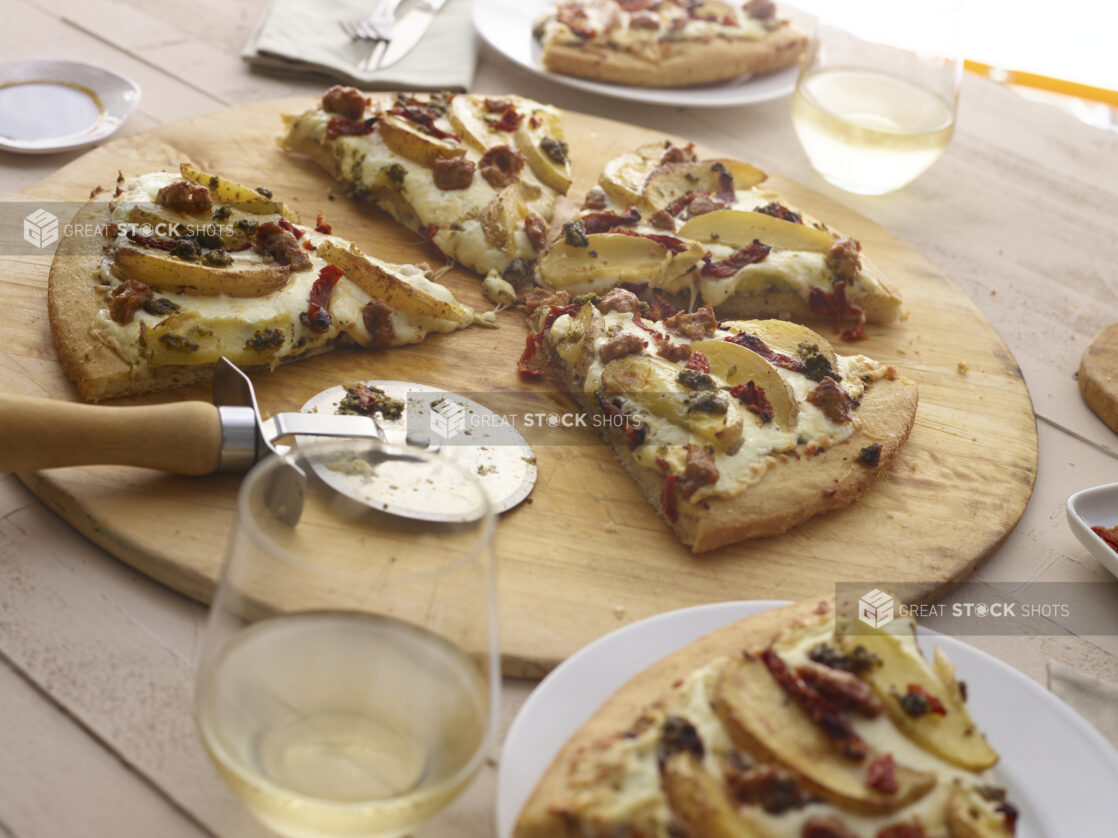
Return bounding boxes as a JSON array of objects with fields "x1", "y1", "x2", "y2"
[{"x1": 0, "y1": 395, "x2": 223, "y2": 475}]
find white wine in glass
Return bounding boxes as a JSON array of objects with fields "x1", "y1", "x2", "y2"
[
  {"x1": 195, "y1": 440, "x2": 497, "y2": 838},
  {"x1": 791, "y1": 2, "x2": 963, "y2": 195}
]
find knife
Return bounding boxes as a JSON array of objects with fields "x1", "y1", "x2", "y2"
[{"x1": 377, "y1": 0, "x2": 452, "y2": 70}]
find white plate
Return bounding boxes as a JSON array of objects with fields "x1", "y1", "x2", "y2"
[
  {"x1": 497, "y1": 601, "x2": 1118, "y2": 837},
  {"x1": 1067, "y1": 481, "x2": 1118, "y2": 579},
  {"x1": 473, "y1": 0, "x2": 801, "y2": 108},
  {"x1": 0, "y1": 60, "x2": 140, "y2": 154}
]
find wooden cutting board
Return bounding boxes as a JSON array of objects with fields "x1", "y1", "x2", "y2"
[
  {"x1": 1080, "y1": 324, "x2": 1118, "y2": 434},
  {"x1": 0, "y1": 97, "x2": 1037, "y2": 676}
]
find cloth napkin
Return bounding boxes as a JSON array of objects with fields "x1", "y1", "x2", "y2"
[
  {"x1": 243, "y1": 0, "x2": 477, "y2": 91},
  {"x1": 1048, "y1": 659, "x2": 1118, "y2": 749}
]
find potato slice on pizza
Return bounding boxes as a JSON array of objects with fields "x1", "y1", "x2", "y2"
[
  {"x1": 49, "y1": 164, "x2": 474, "y2": 401},
  {"x1": 514, "y1": 600, "x2": 1018, "y2": 838},
  {"x1": 521, "y1": 287, "x2": 917, "y2": 551},
  {"x1": 537, "y1": 142, "x2": 903, "y2": 341},
  {"x1": 283, "y1": 88, "x2": 572, "y2": 286}
]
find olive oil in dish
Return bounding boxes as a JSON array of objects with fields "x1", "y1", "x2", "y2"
[{"x1": 0, "y1": 81, "x2": 102, "y2": 142}]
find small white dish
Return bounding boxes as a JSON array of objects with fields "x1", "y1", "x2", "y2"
[
  {"x1": 0, "y1": 60, "x2": 140, "y2": 154},
  {"x1": 473, "y1": 0, "x2": 801, "y2": 109},
  {"x1": 1067, "y1": 481, "x2": 1118, "y2": 579},
  {"x1": 498, "y1": 600, "x2": 1118, "y2": 837}
]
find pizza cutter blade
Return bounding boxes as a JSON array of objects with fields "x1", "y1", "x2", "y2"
[
  {"x1": 297, "y1": 382, "x2": 538, "y2": 519},
  {"x1": 216, "y1": 363, "x2": 537, "y2": 523}
]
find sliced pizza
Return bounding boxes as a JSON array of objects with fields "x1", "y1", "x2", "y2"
[
  {"x1": 283, "y1": 88, "x2": 572, "y2": 285},
  {"x1": 536, "y1": 141, "x2": 903, "y2": 340},
  {"x1": 49, "y1": 164, "x2": 474, "y2": 401},
  {"x1": 537, "y1": 0, "x2": 808, "y2": 88},
  {"x1": 522, "y1": 288, "x2": 917, "y2": 551},
  {"x1": 515, "y1": 599, "x2": 1016, "y2": 838}
]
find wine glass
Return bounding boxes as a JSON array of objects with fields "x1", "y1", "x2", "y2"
[
  {"x1": 194, "y1": 439, "x2": 497, "y2": 838},
  {"x1": 791, "y1": 0, "x2": 964, "y2": 195}
]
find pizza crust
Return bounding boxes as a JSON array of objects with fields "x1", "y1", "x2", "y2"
[
  {"x1": 49, "y1": 176, "x2": 470, "y2": 402},
  {"x1": 514, "y1": 598, "x2": 833, "y2": 838},
  {"x1": 554, "y1": 360, "x2": 918, "y2": 553},
  {"x1": 47, "y1": 199, "x2": 215, "y2": 401},
  {"x1": 702, "y1": 262, "x2": 905, "y2": 327},
  {"x1": 541, "y1": 27, "x2": 808, "y2": 88}
]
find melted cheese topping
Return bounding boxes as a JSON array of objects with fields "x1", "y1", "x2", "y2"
[
  {"x1": 542, "y1": 0, "x2": 782, "y2": 58},
  {"x1": 289, "y1": 104, "x2": 557, "y2": 276},
  {"x1": 96, "y1": 171, "x2": 469, "y2": 368},
  {"x1": 551, "y1": 309, "x2": 885, "y2": 501},
  {"x1": 570, "y1": 620, "x2": 1008, "y2": 838},
  {"x1": 556, "y1": 167, "x2": 895, "y2": 314}
]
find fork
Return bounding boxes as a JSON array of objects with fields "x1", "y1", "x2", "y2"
[
  {"x1": 340, "y1": 0, "x2": 408, "y2": 72},
  {"x1": 340, "y1": 0, "x2": 407, "y2": 41}
]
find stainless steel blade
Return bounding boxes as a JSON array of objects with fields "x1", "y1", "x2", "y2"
[
  {"x1": 301, "y1": 382, "x2": 537, "y2": 517},
  {"x1": 376, "y1": 0, "x2": 451, "y2": 70},
  {"x1": 261, "y1": 412, "x2": 385, "y2": 444},
  {"x1": 211, "y1": 361, "x2": 498, "y2": 524}
]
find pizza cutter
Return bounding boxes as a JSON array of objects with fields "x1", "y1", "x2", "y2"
[
  {"x1": 0, "y1": 359, "x2": 537, "y2": 523},
  {"x1": 297, "y1": 381, "x2": 537, "y2": 521}
]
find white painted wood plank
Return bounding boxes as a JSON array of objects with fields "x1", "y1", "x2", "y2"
[
  {"x1": 6, "y1": 0, "x2": 224, "y2": 119},
  {"x1": 0, "y1": 657, "x2": 211, "y2": 838},
  {"x1": 30, "y1": 0, "x2": 324, "y2": 105},
  {"x1": 0, "y1": 474, "x2": 268, "y2": 838}
]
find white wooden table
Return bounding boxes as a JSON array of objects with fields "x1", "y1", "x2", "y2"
[{"x1": 3, "y1": 1, "x2": 1118, "y2": 836}]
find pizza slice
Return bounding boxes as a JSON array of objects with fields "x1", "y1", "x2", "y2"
[
  {"x1": 49, "y1": 164, "x2": 475, "y2": 401},
  {"x1": 515, "y1": 599, "x2": 1016, "y2": 838},
  {"x1": 522, "y1": 288, "x2": 917, "y2": 551},
  {"x1": 536, "y1": 0, "x2": 808, "y2": 88},
  {"x1": 283, "y1": 88, "x2": 572, "y2": 286},
  {"x1": 536, "y1": 141, "x2": 903, "y2": 340}
]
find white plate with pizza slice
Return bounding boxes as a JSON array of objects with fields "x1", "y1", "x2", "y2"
[
  {"x1": 474, "y1": 0, "x2": 803, "y2": 108},
  {"x1": 496, "y1": 600, "x2": 1118, "y2": 837}
]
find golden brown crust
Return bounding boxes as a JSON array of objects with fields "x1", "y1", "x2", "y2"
[
  {"x1": 553, "y1": 359, "x2": 917, "y2": 553},
  {"x1": 280, "y1": 116, "x2": 345, "y2": 181},
  {"x1": 47, "y1": 200, "x2": 214, "y2": 401},
  {"x1": 514, "y1": 598, "x2": 833, "y2": 838},
  {"x1": 48, "y1": 190, "x2": 349, "y2": 402},
  {"x1": 681, "y1": 376, "x2": 917, "y2": 551},
  {"x1": 541, "y1": 26, "x2": 808, "y2": 89},
  {"x1": 700, "y1": 263, "x2": 905, "y2": 327}
]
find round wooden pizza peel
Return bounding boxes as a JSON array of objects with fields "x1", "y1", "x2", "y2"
[
  {"x1": 0, "y1": 98, "x2": 1038, "y2": 676},
  {"x1": 1079, "y1": 324, "x2": 1118, "y2": 434}
]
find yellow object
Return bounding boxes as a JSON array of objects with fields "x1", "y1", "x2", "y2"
[{"x1": 965, "y1": 59, "x2": 1118, "y2": 106}]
